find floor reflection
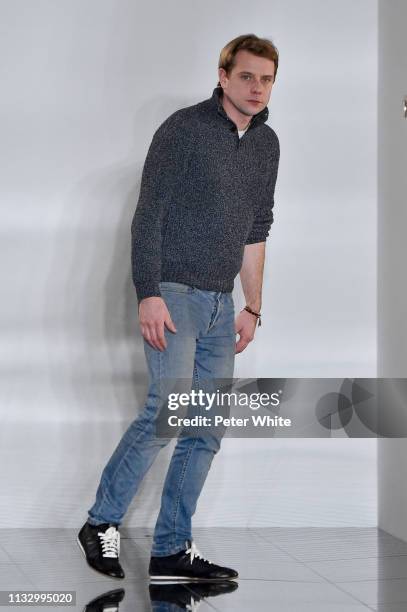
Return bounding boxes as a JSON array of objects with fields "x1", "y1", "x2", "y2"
[
  {"x1": 1, "y1": 527, "x2": 407, "y2": 610},
  {"x1": 149, "y1": 581, "x2": 238, "y2": 611},
  {"x1": 84, "y1": 588, "x2": 125, "y2": 612}
]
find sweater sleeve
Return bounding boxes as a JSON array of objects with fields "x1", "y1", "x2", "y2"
[
  {"x1": 131, "y1": 112, "x2": 184, "y2": 303},
  {"x1": 245, "y1": 133, "x2": 280, "y2": 245}
]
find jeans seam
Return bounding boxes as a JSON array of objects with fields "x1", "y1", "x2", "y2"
[
  {"x1": 169, "y1": 361, "x2": 200, "y2": 551},
  {"x1": 170, "y1": 437, "x2": 198, "y2": 551}
]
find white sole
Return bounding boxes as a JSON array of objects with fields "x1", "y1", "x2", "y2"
[{"x1": 149, "y1": 575, "x2": 238, "y2": 582}]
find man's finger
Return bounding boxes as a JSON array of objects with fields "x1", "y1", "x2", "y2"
[
  {"x1": 143, "y1": 327, "x2": 156, "y2": 350},
  {"x1": 164, "y1": 315, "x2": 177, "y2": 334},
  {"x1": 235, "y1": 338, "x2": 248, "y2": 354},
  {"x1": 147, "y1": 325, "x2": 163, "y2": 351},
  {"x1": 154, "y1": 323, "x2": 167, "y2": 351}
]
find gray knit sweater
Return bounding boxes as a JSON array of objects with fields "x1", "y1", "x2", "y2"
[{"x1": 131, "y1": 86, "x2": 280, "y2": 303}]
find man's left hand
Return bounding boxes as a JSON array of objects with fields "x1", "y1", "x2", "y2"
[{"x1": 235, "y1": 309, "x2": 258, "y2": 354}]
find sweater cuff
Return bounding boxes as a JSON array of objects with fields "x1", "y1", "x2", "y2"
[
  {"x1": 245, "y1": 229, "x2": 270, "y2": 244},
  {"x1": 135, "y1": 281, "x2": 162, "y2": 304}
]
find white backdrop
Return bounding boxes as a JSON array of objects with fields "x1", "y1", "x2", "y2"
[{"x1": 0, "y1": 0, "x2": 377, "y2": 527}]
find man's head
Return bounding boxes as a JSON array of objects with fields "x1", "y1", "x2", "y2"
[{"x1": 217, "y1": 34, "x2": 279, "y2": 119}]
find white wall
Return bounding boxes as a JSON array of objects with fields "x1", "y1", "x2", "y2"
[
  {"x1": 377, "y1": 0, "x2": 407, "y2": 542},
  {"x1": 0, "y1": 0, "x2": 377, "y2": 527}
]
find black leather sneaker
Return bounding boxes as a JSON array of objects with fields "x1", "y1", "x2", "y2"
[
  {"x1": 83, "y1": 588, "x2": 125, "y2": 612},
  {"x1": 149, "y1": 539, "x2": 238, "y2": 581},
  {"x1": 77, "y1": 521, "x2": 125, "y2": 579},
  {"x1": 149, "y1": 581, "x2": 238, "y2": 609}
]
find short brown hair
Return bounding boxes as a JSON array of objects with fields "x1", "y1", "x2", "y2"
[{"x1": 217, "y1": 34, "x2": 279, "y2": 86}]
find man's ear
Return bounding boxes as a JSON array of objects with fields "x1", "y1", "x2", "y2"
[{"x1": 218, "y1": 67, "x2": 227, "y2": 88}]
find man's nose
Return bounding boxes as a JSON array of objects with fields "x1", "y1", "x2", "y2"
[{"x1": 250, "y1": 79, "x2": 263, "y2": 92}]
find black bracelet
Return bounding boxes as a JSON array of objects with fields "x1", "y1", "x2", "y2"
[{"x1": 242, "y1": 305, "x2": 262, "y2": 327}]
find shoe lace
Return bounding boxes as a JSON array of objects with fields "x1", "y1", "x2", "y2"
[
  {"x1": 186, "y1": 596, "x2": 201, "y2": 612},
  {"x1": 98, "y1": 526, "x2": 120, "y2": 558},
  {"x1": 185, "y1": 540, "x2": 213, "y2": 565}
]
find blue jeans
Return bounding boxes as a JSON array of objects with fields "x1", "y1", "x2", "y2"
[{"x1": 87, "y1": 282, "x2": 236, "y2": 556}]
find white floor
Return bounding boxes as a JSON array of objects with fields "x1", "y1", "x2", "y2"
[{"x1": 1, "y1": 527, "x2": 406, "y2": 610}]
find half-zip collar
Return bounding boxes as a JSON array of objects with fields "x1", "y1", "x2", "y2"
[{"x1": 209, "y1": 85, "x2": 269, "y2": 131}]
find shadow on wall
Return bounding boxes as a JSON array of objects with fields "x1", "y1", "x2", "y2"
[{"x1": 44, "y1": 96, "x2": 193, "y2": 423}]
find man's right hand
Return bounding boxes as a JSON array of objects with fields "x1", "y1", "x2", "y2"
[{"x1": 138, "y1": 296, "x2": 177, "y2": 351}]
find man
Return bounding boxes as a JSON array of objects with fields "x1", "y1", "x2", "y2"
[{"x1": 77, "y1": 33, "x2": 280, "y2": 582}]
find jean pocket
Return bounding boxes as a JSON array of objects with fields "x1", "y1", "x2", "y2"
[{"x1": 159, "y1": 281, "x2": 193, "y2": 294}]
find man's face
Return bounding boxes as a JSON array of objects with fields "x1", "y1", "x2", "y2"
[{"x1": 219, "y1": 49, "x2": 275, "y2": 117}]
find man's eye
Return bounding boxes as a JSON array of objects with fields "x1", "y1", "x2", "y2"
[{"x1": 241, "y1": 75, "x2": 251, "y2": 80}]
